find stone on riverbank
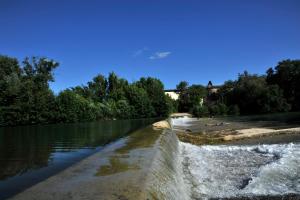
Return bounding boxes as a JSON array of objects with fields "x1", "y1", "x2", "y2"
[{"x1": 152, "y1": 120, "x2": 170, "y2": 129}]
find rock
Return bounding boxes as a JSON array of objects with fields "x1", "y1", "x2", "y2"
[
  {"x1": 170, "y1": 113, "x2": 192, "y2": 118},
  {"x1": 152, "y1": 120, "x2": 170, "y2": 129}
]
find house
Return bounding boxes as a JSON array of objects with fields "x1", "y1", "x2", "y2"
[
  {"x1": 165, "y1": 81, "x2": 221, "y2": 103},
  {"x1": 207, "y1": 81, "x2": 221, "y2": 95},
  {"x1": 164, "y1": 89, "x2": 180, "y2": 100}
]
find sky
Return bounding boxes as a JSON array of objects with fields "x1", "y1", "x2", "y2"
[{"x1": 1, "y1": 0, "x2": 300, "y2": 93}]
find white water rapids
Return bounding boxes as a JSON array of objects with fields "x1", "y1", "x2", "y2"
[
  {"x1": 180, "y1": 142, "x2": 300, "y2": 199},
  {"x1": 147, "y1": 116, "x2": 300, "y2": 199},
  {"x1": 142, "y1": 116, "x2": 300, "y2": 199}
]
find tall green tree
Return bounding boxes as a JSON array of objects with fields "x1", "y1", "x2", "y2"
[
  {"x1": 0, "y1": 56, "x2": 22, "y2": 125},
  {"x1": 125, "y1": 85, "x2": 155, "y2": 118},
  {"x1": 228, "y1": 71, "x2": 290, "y2": 114},
  {"x1": 20, "y1": 57, "x2": 59, "y2": 123},
  {"x1": 107, "y1": 72, "x2": 128, "y2": 101},
  {"x1": 178, "y1": 84, "x2": 206, "y2": 112},
  {"x1": 0, "y1": 56, "x2": 58, "y2": 125},
  {"x1": 136, "y1": 77, "x2": 170, "y2": 117},
  {"x1": 56, "y1": 90, "x2": 100, "y2": 123},
  {"x1": 176, "y1": 81, "x2": 189, "y2": 92},
  {"x1": 87, "y1": 74, "x2": 108, "y2": 102},
  {"x1": 266, "y1": 60, "x2": 300, "y2": 110}
]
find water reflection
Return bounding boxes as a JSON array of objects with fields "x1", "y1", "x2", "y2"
[
  {"x1": 0, "y1": 119, "x2": 157, "y2": 199},
  {"x1": 96, "y1": 126, "x2": 162, "y2": 176}
]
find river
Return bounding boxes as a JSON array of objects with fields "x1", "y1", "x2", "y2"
[
  {"x1": 0, "y1": 119, "x2": 158, "y2": 200},
  {"x1": 2, "y1": 117, "x2": 300, "y2": 200}
]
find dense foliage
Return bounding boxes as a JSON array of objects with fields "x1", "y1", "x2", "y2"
[
  {"x1": 177, "y1": 60, "x2": 300, "y2": 117},
  {"x1": 0, "y1": 55, "x2": 176, "y2": 126},
  {"x1": 177, "y1": 82, "x2": 207, "y2": 112},
  {"x1": 0, "y1": 56, "x2": 58, "y2": 126},
  {"x1": 1, "y1": 54, "x2": 299, "y2": 125},
  {"x1": 266, "y1": 60, "x2": 300, "y2": 111}
]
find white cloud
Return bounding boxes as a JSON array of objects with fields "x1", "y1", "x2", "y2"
[
  {"x1": 149, "y1": 51, "x2": 171, "y2": 60},
  {"x1": 133, "y1": 47, "x2": 149, "y2": 57}
]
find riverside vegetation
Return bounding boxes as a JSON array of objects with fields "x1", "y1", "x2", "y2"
[
  {"x1": 0, "y1": 55, "x2": 299, "y2": 126},
  {"x1": 0, "y1": 55, "x2": 177, "y2": 126},
  {"x1": 177, "y1": 59, "x2": 300, "y2": 117}
]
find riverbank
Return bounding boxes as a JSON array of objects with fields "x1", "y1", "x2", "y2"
[
  {"x1": 172, "y1": 114, "x2": 300, "y2": 199},
  {"x1": 174, "y1": 113, "x2": 300, "y2": 145}
]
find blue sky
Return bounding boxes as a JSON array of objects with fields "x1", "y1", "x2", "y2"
[{"x1": 1, "y1": 0, "x2": 299, "y2": 93}]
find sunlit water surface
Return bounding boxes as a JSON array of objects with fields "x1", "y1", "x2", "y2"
[{"x1": 0, "y1": 119, "x2": 157, "y2": 199}]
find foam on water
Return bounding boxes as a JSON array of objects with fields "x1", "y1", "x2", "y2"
[
  {"x1": 170, "y1": 117, "x2": 196, "y2": 128},
  {"x1": 180, "y1": 142, "x2": 300, "y2": 199},
  {"x1": 145, "y1": 118, "x2": 300, "y2": 199}
]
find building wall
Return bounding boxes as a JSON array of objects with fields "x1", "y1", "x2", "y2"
[{"x1": 165, "y1": 92, "x2": 179, "y2": 100}]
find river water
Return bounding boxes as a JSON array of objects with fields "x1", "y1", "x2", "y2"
[
  {"x1": 180, "y1": 142, "x2": 300, "y2": 199},
  {"x1": 166, "y1": 117, "x2": 300, "y2": 200},
  {"x1": 1, "y1": 117, "x2": 300, "y2": 200},
  {"x1": 0, "y1": 119, "x2": 157, "y2": 200}
]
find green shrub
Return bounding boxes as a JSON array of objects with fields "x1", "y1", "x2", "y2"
[
  {"x1": 192, "y1": 105, "x2": 209, "y2": 118},
  {"x1": 228, "y1": 105, "x2": 240, "y2": 116},
  {"x1": 115, "y1": 100, "x2": 132, "y2": 119}
]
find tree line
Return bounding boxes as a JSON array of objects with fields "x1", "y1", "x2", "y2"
[
  {"x1": 1, "y1": 55, "x2": 299, "y2": 126},
  {"x1": 0, "y1": 55, "x2": 176, "y2": 126},
  {"x1": 176, "y1": 59, "x2": 300, "y2": 117}
]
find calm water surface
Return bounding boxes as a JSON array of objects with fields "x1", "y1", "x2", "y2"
[{"x1": 0, "y1": 119, "x2": 158, "y2": 200}]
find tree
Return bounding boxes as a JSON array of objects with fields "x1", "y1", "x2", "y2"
[
  {"x1": 0, "y1": 56, "x2": 22, "y2": 125},
  {"x1": 178, "y1": 84, "x2": 207, "y2": 112},
  {"x1": 165, "y1": 95, "x2": 178, "y2": 114},
  {"x1": 259, "y1": 85, "x2": 290, "y2": 113},
  {"x1": 125, "y1": 85, "x2": 155, "y2": 118},
  {"x1": 115, "y1": 100, "x2": 132, "y2": 119},
  {"x1": 56, "y1": 90, "x2": 100, "y2": 123},
  {"x1": 266, "y1": 60, "x2": 300, "y2": 110},
  {"x1": 229, "y1": 72, "x2": 290, "y2": 114},
  {"x1": 107, "y1": 72, "x2": 127, "y2": 101},
  {"x1": 136, "y1": 77, "x2": 170, "y2": 117},
  {"x1": 217, "y1": 80, "x2": 235, "y2": 104},
  {"x1": 192, "y1": 105, "x2": 209, "y2": 118},
  {"x1": 1, "y1": 55, "x2": 297, "y2": 126},
  {"x1": 0, "y1": 56, "x2": 58, "y2": 125},
  {"x1": 228, "y1": 105, "x2": 240, "y2": 116},
  {"x1": 87, "y1": 74, "x2": 108, "y2": 102},
  {"x1": 176, "y1": 81, "x2": 188, "y2": 92},
  {"x1": 21, "y1": 57, "x2": 59, "y2": 123}
]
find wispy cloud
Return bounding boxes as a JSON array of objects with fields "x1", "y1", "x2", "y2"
[
  {"x1": 149, "y1": 51, "x2": 171, "y2": 60},
  {"x1": 133, "y1": 47, "x2": 149, "y2": 57}
]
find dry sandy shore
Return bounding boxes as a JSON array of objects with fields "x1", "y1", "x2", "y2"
[
  {"x1": 174, "y1": 114, "x2": 300, "y2": 145},
  {"x1": 223, "y1": 127, "x2": 300, "y2": 141}
]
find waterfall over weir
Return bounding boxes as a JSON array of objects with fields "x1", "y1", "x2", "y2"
[
  {"x1": 9, "y1": 118, "x2": 300, "y2": 200},
  {"x1": 145, "y1": 129, "x2": 191, "y2": 200},
  {"x1": 145, "y1": 118, "x2": 300, "y2": 200}
]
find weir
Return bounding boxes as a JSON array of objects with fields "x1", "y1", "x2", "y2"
[
  {"x1": 8, "y1": 117, "x2": 300, "y2": 200},
  {"x1": 8, "y1": 121, "x2": 182, "y2": 200},
  {"x1": 146, "y1": 117, "x2": 300, "y2": 199},
  {"x1": 145, "y1": 129, "x2": 191, "y2": 200}
]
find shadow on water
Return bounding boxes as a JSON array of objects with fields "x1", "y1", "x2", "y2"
[{"x1": 0, "y1": 118, "x2": 158, "y2": 200}]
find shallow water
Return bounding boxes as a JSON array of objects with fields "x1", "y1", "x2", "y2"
[{"x1": 0, "y1": 119, "x2": 157, "y2": 200}]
